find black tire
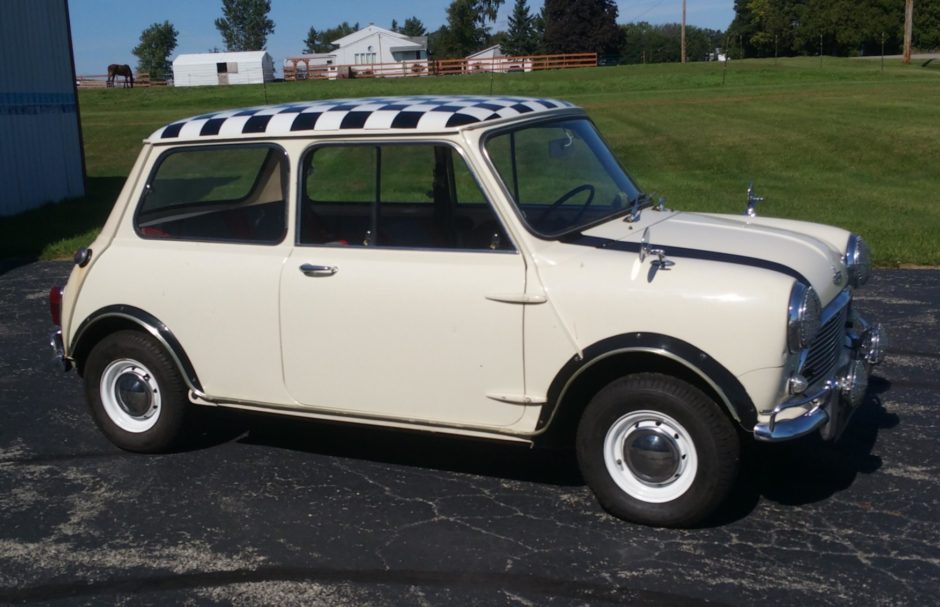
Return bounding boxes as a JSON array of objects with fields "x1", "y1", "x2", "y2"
[
  {"x1": 83, "y1": 330, "x2": 189, "y2": 453},
  {"x1": 576, "y1": 373, "x2": 740, "y2": 527}
]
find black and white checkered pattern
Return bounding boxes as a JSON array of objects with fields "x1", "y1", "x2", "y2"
[{"x1": 150, "y1": 96, "x2": 577, "y2": 140}]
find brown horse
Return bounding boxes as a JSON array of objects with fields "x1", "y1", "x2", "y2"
[{"x1": 106, "y1": 64, "x2": 134, "y2": 88}]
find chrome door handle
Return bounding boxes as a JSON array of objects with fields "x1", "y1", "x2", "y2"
[{"x1": 299, "y1": 263, "x2": 338, "y2": 277}]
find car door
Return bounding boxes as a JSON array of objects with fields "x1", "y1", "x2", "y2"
[{"x1": 279, "y1": 142, "x2": 528, "y2": 428}]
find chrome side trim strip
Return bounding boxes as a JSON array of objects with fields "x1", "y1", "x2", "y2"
[{"x1": 189, "y1": 388, "x2": 537, "y2": 442}]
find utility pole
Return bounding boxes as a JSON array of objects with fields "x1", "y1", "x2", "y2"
[
  {"x1": 903, "y1": 0, "x2": 914, "y2": 64},
  {"x1": 681, "y1": 0, "x2": 687, "y2": 64}
]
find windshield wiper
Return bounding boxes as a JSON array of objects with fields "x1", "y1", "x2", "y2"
[{"x1": 623, "y1": 192, "x2": 656, "y2": 223}]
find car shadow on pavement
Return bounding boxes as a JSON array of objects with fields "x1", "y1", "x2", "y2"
[
  {"x1": 204, "y1": 409, "x2": 585, "y2": 487},
  {"x1": 711, "y1": 375, "x2": 897, "y2": 526},
  {"x1": 189, "y1": 376, "x2": 897, "y2": 525}
]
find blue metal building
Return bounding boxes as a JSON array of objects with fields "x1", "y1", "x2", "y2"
[{"x1": 0, "y1": 0, "x2": 85, "y2": 217}]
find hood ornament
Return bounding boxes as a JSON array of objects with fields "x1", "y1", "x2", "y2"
[{"x1": 744, "y1": 182, "x2": 764, "y2": 218}]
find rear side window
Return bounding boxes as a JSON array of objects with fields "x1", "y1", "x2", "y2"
[{"x1": 136, "y1": 144, "x2": 288, "y2": 244}]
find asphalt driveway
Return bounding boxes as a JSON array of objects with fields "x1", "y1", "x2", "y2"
[{"x1": 0, "y1": 261, "x2": 937, "y2": 606}]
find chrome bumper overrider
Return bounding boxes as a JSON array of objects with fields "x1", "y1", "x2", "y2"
[
  {"x1": 754, "y1": 319, "x2": 884, "y2": 442},
  {"x1": 49, "y1": 329, "x2": 72, "y2": 371}
]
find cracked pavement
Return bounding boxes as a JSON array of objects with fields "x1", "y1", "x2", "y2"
[{"x1": 0, "y1": 261, "x2": 937, "y2": 606}]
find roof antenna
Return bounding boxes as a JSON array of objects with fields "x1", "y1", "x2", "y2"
[{"x1": 489, "y1": 59, "x2": 496, "y2": 95}]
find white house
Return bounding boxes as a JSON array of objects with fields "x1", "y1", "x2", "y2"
[
  {"x1": 285, "y1": 25, "x2": 428, "y2": 80},
  {"x1": 172, "y1": 51, "x2": 275, "y2": 87},
  {"x1": 331, "y1": 25, "x2": 426, "y2": 66}
]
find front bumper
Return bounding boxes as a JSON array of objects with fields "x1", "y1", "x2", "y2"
[{"x1": 753, "y1": 318, "x2": 884, "y2": 442}]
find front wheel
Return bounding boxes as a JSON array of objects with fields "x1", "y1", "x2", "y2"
[
  {"x1": 576, "y1": 374, "x2": 740, "y2": 527},
  {"x1": 84, "y1": 330, "x2": 190, "y2": 453}
]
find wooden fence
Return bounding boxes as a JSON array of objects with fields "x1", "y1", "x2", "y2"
[
  {"x1": 75, "y1": 73, "x2": 166, "y2": 88},
  {"x1": 284, "y1": 52, "x2": 597, "y2": 81}
]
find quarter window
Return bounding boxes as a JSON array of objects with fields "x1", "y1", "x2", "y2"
[
  {"x1": 299, "y1": 143, "x2": 512, "y2": 251},
  {"x1": 136, "y1": 144, "x2": 288, "y2": 244}
]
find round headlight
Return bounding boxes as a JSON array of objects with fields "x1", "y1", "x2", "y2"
[
  {"x1": 787, "y1": 283, "x2": 821, "y2": 353},
  {"x1": 844, "y1": 234, "x2": 871, "y2": 287}
]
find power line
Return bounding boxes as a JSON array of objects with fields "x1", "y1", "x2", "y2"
[{"x1": 625, "y1": 0, "x2": 669, "y2": 23}]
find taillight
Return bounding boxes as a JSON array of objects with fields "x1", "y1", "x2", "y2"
[{"x1": 49, "y1": 287, "x2": 63, "y2": 326}]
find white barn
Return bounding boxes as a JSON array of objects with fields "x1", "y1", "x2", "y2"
[{"x1": 172, "y1": 51, "x2": 275, "y2": 87}]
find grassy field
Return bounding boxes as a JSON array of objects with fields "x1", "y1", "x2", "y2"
[{"x1": 2, "y1": 56, "x2": 938, "y2": 265}]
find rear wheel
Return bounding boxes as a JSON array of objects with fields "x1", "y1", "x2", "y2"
[
  {"x1": 576, "y1": 373, "x2": 740, "y2": 527},
  {"x1": 84, "y1": 330, "x2": 189, "y2": 452}
]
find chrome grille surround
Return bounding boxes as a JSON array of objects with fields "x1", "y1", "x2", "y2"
[{"x1": 800, "y1": 290, "x2": 851, "y2": 385}]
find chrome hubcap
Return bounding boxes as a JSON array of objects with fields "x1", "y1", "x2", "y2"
[
  {"x1": 115, "y1": 372, "x2": 153, "y2": 417},
  {"x1": 624, "y1": 428, "x2": 681, "y2": 484}
]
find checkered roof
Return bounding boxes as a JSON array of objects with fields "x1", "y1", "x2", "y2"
[{"x1": 148, "y1": 96, "x2": 578, "y2": 142}]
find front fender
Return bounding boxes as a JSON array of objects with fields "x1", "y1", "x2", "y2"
[{"x1": 538, "y1": 332, "x2": 757, "y2": 434}]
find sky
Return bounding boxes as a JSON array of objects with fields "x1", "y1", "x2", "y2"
[{"x1": 68, "y1": 0, "x2": 735, "y2": 75}]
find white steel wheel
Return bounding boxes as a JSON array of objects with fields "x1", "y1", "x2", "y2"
[
  {"x1": 576, "y1": 373, "x2": 740, "y2": 528},
  {"x1": 603, "y1": 410, "x2": 698, "y2": 503},
  {"x1": 99, "y1": 358, "x2": 162, "y2": 433},
  {"x1": 84, "y1": 330, "x2": 189, "y2": 453}
]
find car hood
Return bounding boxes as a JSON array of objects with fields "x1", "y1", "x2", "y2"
[{"x1": 577, "y1": 210, "x2": 851, "y2": 305}]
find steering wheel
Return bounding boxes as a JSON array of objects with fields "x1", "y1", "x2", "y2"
[{"x1": 536, "y1": 184, "x2": 596, "y2": 225}]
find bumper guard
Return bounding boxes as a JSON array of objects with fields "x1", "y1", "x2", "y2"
[{"x1": 753, "y1": 320, "x2": 884, "y2": 442}]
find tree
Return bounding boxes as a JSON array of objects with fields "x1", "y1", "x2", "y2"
[
  {"x1": 504, "y1": 0, "x2": 539, "y2": 55},
  {"x1": 303, "y1": 22, "x2": 358, "y2": 54},
  {"x1": 400, "y1": 16, "x2": 427, "y2": 37},
  {"x1": 727, "y1": 0, "x2": 940, "y2": 58},
  {"x1": 391, "y1": 19, "x2": 399, "y2": 33},
  {"x1": 214, "y1": 0, "x2": 275, "y2": 51},
  {"x1": 543, "y1": 0, "x2": 624, "y2": 55},
  {"x1": 915, "y1": 0, "x2": 940, "y2": 49},
  {"x1": 434, "y1": 0, "x2": 493, "y2": 57},
  {"x1": 132, "y1": 21, "x2": 178, "y2": 80},
  {"x1": 620, "y1": 22, "x2": 723, "y2": 63}
]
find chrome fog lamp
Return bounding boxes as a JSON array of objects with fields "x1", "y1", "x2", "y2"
[
  {"x1": 840, "y1": 359, "x2": 869, "y2": 407},
  {"x1": 861, "y1": 323, "x2": 885, "y2": 365},
  {"x1": 844, "y1": 234, "x2": 872, "y2": 287},
  {"x1": 788, "y1": 373, "x2": 809, "y2": 395},
  {"x1": 787, "y1": 283, "x2": 822, "y2": 353}
]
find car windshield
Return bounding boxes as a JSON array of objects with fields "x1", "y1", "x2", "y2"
[{"x1": 484, "y1": 117, "x2": 642, "y2": 238}]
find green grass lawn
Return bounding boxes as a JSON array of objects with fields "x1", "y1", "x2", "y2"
[{"x1": 2, "y1": 56, "x2": 938, "y2": 265}]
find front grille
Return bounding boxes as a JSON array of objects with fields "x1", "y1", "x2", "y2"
[{"x1": 801, "y1": 296, "x2": 849, "y2": 384}]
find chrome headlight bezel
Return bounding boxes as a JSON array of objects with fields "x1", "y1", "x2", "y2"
[
  {"x1": 787, "y1": 283, "x2": 822, "y2": 353},
  {"x1": 844, "y1": 234, "x2": 871, "y2": 288}
]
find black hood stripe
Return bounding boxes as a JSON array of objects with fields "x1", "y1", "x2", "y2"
[{"x1": 564, "y1": 234, "x2": 809, "y2": 284}]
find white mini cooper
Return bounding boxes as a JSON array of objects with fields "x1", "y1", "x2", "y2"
[{"x1": 49, "y1": 95, "x2": 883, "y2": 527}]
